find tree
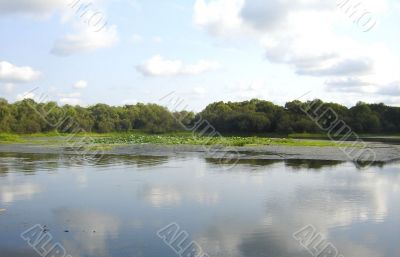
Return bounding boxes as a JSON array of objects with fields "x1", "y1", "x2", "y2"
[
  {"x1": 89, "y1": 104, "x2": 119, "y2": 133},
  {"x1": 0, "y1": 98, "x2": 12, "y2": 132},
  {"x1": 0, "y1": 98, "x2": 398, "y2": 135}
]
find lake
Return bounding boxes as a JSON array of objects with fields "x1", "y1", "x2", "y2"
[{"x1": 0, "y1": 153, "x2": 399, "y2": 257}]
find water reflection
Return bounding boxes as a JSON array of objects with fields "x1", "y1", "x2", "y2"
[
  {"x1": 138, "y1": 185, "x2": 182, "y2": 208},
  {"x1": 285, "y1": 159, "x2": 344, "y2": 170},
  {"x1": 0, "y1": 153, "x2": 170, "y2": 175},
  {"x1": 0, "y1": 183, "x2": 41, "y2": 204},
  {"x1": 206, "y1": 157, "x2": 392, "y2": 170},
  {"x1": 206, "y1": 158, "x2": 282, "y2": 168},
  {"x1": 53, "y1": 208, "x2": 120, "y2": 257},
  {"x1": 0, "y1": 153, "x2": 399, "y2": 257},
  {"x1": 94, "y1": 155, "x2": 170, "y2": 168}
]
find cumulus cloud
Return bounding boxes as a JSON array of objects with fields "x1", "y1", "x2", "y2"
[
  {"x1": 193, "y1": 0, "x2": 332, "y2": 35},
  {"x1": 136, "y1": 55, "x2": 220, "y2": 77},
  {"x1": 0, "y1": 61, "x2": 41, "y2": 83},
  {"x1": 193, "y1": 0, "x2": 396, "y2": 101},
  {"x1": 73, "y1": 80, "x2": 88, "y2": 89},
  {"x1": 298, "y1": 58, "x2": 374, "y2": 77},
  {"x1": 241, "y1": 0, "x2": 335, "y2": 30},
  {"x1": 193, "y1": 0, "x2": 244, "y2": 35},
  {"x1": 51, "y1": 25, "x2": 119, "y2": 56},
  {"x1": 325, "y1": 77, "x2": 372, "y2": 93},
  {"x1": 240, "y1": 0, "x2": 290, "y2": 31},
  {"x1": 0, "y1": 1, "x2": 118, "y2": 56}
]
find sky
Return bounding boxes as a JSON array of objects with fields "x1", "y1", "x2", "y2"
[{"x1": 0, "y1": 0, "x2": 400, "y2": 111}]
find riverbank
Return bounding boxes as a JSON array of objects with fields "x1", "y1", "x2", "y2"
[{"x1": 0, "y1": 136, "x2": 399, "y2": 163}]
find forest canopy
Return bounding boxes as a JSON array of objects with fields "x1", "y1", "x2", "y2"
[{"x1": 0, "y1": 98, "x2": 399, "y2": 134}]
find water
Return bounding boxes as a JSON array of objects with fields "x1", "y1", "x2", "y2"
[{"x1": 0, "y1": 153, "x2": 399, "y2": 257}]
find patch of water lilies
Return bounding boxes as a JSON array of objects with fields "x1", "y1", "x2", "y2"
[
  {"x1": 93, "y1": 134, "x2": 273, "y2": 146},
  {"x1": 92, "y1": 134, "x2": 339, "y2": 147}
]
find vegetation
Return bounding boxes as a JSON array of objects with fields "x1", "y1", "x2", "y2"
[
  {"x1": 93, "y1": 134, "x2": 342, "y2": 147},
  {"x1": 0, "y1": 97, "x2": 399, "y2": 135},
  {"x1": 0, "y1": 132, "x2": 343, "y2": 147},
  {"x1": 0, "y1": 133, "x2": 23, "y2": 143}
]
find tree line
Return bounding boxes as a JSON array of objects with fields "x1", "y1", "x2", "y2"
[{"x1": 0, "y1": 98, "x2": 399, "y2": 134}]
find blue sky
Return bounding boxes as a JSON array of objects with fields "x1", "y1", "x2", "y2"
[{"x1": 1, "y1": 0, "x2": 400, "y2": 111}]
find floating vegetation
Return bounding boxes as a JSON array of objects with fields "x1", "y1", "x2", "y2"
[{"x1": 93, "y1": 134, "x2": 341, "y2": 147}]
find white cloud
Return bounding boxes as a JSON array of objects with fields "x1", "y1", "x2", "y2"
[
  {"x1": 0, "y1": 1, "x2": 117, "y2": 56},
  {"x1": 73, "y1": 80, "x2": 88, "y2": 89},
  {"x1": 0, "y1": 61, "x2": 41, "y2": 83},
  {"x1": 297, "y1": 58, "x2": 374, "y2": 77},
  {"x1": 51, "y1": 24, "x2": 119, "y2": 56},
  {"x1": 325, "y1": 77, "x2": 372, "y2": 93},
  {"x1": 194, "y1": 0, "x2": 244, "y2": 36},
  {"x1": 193, "y1": 0, "x2": 396, "y2": 101},
  {"x1": 136, "y1": 55, "x2": 220, "y2": 77}
]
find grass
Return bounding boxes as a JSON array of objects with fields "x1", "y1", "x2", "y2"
[{"x1": 0, "y1": 133, "x2": 24, "y2": 144}]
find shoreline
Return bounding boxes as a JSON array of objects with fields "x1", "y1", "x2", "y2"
[{"x1": 1, "y1": 141, "x2": 399, "y2": 163}]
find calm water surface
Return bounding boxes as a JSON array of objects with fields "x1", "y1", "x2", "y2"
[{"x1": 0, "y1": 153, "x2": 399, "y2": 257}]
